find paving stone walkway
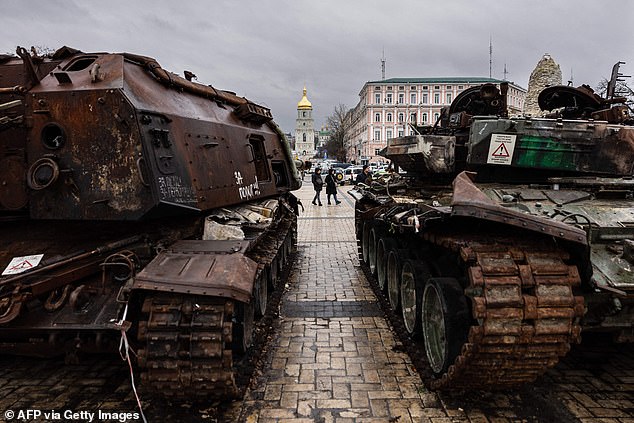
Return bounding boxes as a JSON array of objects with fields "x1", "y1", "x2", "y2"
[{"x1": 238, "y1": 182, "x2": 443, "y2": 422}]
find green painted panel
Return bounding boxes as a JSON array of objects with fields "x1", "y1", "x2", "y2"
[{"x1": 515, "y1": 136, "x2": 577, "y2": 170}]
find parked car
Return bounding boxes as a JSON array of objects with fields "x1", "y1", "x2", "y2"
[
  {"x1": 326, "y1": 163, "x2": 350, "y2": 185},
  {"x1": 343, "y1": 165, "x2": 364, "y2": 184}
]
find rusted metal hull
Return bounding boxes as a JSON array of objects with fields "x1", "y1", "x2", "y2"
[
  {"x1": 351, "y1": 78, "x2": 634, "y2": 390},
  {"x1": 0, "y1": 46, "x2": 301, "y2": 400}
]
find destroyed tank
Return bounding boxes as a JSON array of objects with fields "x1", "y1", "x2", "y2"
[
  {"x1": 0, "y1": 46, "x2": 300, "y2": 399},
  {"x1": 352, "y1": 66, "x2": 634, "y2": 390}
]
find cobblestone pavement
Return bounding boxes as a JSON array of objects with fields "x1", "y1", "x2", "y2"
[{"x1": 0, "y1": 182, "x2": 632, "y2": 423}]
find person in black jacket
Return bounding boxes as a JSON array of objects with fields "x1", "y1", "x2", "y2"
[
  {"x1": 355, "y1": 165, "x2": 371, "y2": 184},
  {"x1": 311, "y1": 167, "x2": 323, "y2": 206},
  {"x1": 324, "y1": 168, "x2": 341, "y2": 205}
]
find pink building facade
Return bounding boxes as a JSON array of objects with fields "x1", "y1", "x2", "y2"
[{"x1": 344, "y1": 77, "x2": 526, "y2": 165}]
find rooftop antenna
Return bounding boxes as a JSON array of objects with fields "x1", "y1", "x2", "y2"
[
  {"x1": 503, "y1": 63, "x2": 508, "y2": 81},
  {"x1": 489, "y1": 36, "x2": 493, "y2": 79},
  {"x1": 568, "y1": 68, "x2": 574, "y2": 86},
  {"x1": 381, "y1": 49, "x2": 386, "y2": 80}
]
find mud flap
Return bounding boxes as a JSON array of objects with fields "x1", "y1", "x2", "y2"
[{"x1": 133, "y1": 240, "x2": 258, "y2": 303}]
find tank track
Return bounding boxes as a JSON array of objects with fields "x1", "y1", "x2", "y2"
[
  {"x1": 136, "y1": 209, "x2": 297, "y2": 399},
  {"x1": 137, "y1": 295, "x2": 237, "y2": 399},
  {"x1": 425, "y1": 235, "x2": 585, "y2": 390}
]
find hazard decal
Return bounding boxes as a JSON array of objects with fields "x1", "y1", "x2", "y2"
[
  {"x1": 2, "y1": 254, "x2": 44, "y2": 276},
  {"x1": 487, "y1": 134, "x2": 517, "y2": 165}
]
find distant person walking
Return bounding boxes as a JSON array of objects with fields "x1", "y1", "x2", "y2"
[
  {"x1": 356, "y1": 165, "x2": 371, "y2": 184},
  {"x1": 311, "y1": 167, "x2": 323, "y2": 206},
  {"x1": 324, "y1": 168, "x2": 341, "y2": 205}
]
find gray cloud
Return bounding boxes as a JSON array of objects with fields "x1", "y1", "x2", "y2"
[{"x1": 1, "y1": 0, "x2": 631, "y2": 132}]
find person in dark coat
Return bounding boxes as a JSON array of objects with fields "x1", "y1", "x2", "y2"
[
  {"x1": 355, "y1": 165, "x2": 371, "y2": 184},
  {"x1": 311, "y1": 167, "x2": 323, "y2": 206},
  {"x1": 324, "y1": 168, "x2": 341, "y2": 205}
]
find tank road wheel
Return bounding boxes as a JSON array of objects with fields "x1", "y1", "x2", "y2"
[
  {"x1": 368, "y1": 227, "x2": 385, "y2": 276},
  {"x1": 400, "y1": 260, "x2": 431, "y2": 336},
  {"x1": 376, "y1": 237, "x2": 397, "y2": 292},
  {"x1": 361, "y1": 222, "x2": 372, "y2": 264},
  {"x1": 387, "y1": 249, "x2": 406, "y2": 311},
  {"x1": 254, "y1": 266, "x2": 269, "y2": 317},
  {"x1": 421, "y1": 277, "x2": 469, "y2": 375},
  {"x1": 234, "y1": 300, "x2": 255, "y2": 354}
]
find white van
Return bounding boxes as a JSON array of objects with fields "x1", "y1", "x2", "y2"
[{"x1": 343, "y1": 166, "x2": 364, "y2": 184}]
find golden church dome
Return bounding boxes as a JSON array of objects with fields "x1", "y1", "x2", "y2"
[{"x1": 297, "y1": 86, "x2": 312, "y2": 109}]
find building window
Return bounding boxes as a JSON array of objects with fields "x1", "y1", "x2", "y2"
[
  {"x1": 446, "y1": 85, "x2": 452, "y2": 89},
  {"x1": 434, "y1": 85, "x2": 440, "y2": 90},
  {"x1": 375, "y1": 93, "x2": 381, "y2": 104},
  {"x1": 410, "y1": 112, "x2": 416, "y2": 123},
  {"x1": 398, "y1": 112, "x2": 404, "y2": 123},
  {"x1": 374, "y1": 130, "x2": 380, "y2": 141},
  {"x1": 398, "y1": 129, "x2": 404, "y2": 137},
  {"x1": 398, "y1": 93, "x2": 404, "y2": 104},
  {"x1": 422, "y1": 113, "x2": 428, "y2": 123},
  {"x1": 302, "y1": 111, "x2": 306, "y2": 117},
  {"x1": 410, "y1": 93, "x2": 416, "y2": 104},
  {"x1": 303, "y1": 133, "x2": 306, "y2": 142},
  {"x1": 374, "y1": 86, "x2": 381, "y2": 91},
  {"x1": 386, "y1": 93, "x2": 392, "y2": 104},
  {"x1": 422, "y1": 86, "x2": 428, "y2": 90},
  {"x1": 375, "y1": 148, "x2": 381, "y2": 155},
  {"x1": 446, "y1": 93, "x2": 452, "y2": 104},
  {"x1": 398, "y1": 86, "x2": 404, "y2": 91},
  {"x1": 434, "y1": 93, "x2": 440, "y2": 104},
  {"x1": 434, "y1": 112, "x2": 440, "y2": 122},
  {"x1": 386, "y1": 129, "x2": 393, "y2": 139},
  {"x1": 422, "y1": 93, "x2": 428, "y2": 104},
  {"x1": 375, "y1": 113, "x2": 381, "y2": 122},
  {"x1": 458, "y1": 85, "x2": 463, "y2": 90},
  {"x1": 386, "y1": 113, "x2": 392, "y2": 122},
  {"x1": 387, "y1": 86, "x2": 393, "y2": 90},
  {"x1": 410, "y1": 86, "x2": 416, "y2": 90}
]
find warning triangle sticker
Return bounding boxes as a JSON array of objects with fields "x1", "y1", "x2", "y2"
[
  {"x1": 10, "y1": 260, "x2": 34, "y2": 270},
  {"x1": 492, "y1": 143, "x2": 510, "y2": 157},
  {"x1": 2, "y1": 254, "x2": 44, "y2": 275}
]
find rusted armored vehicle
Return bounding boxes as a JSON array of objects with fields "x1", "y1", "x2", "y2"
[
  {"x1": 0, "y1": 46, "x2": 300, "y2": 399},
  {"x1": 352, "y1": 67, "x2": 634, "y2": 390}
]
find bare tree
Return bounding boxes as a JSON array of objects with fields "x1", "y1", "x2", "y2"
[{"x1": 324, "y1": 104, "x2": 349, "y2": 162}]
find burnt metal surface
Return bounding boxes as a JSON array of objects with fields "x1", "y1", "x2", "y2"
[
  {"x1": 0, "y1": 45, "x2": 301, "y2": 401},
  {"x1": 428, "y1": 238, "x2": 583, "y2": 390},
  {"x1": 134, "y1": 240, "x2": 258, "y2": 303},
  {"x1": 450, "y1": 172, "x2": 588, "y2": 245},
  {"x1": 353, "y1": 70, "x2": 634, "y2": 392},
  {"x1": 1, "y1": 46, "x2": 300, "y2": 219},
  {"x1": 467, "y1": 117, "x2": 634, "y2": 175},
  {"x1": 380, "y1": 134, "x2": 455, "y2": 175}
]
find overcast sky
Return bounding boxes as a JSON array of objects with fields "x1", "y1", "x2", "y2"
[{"x1": 2, "y1": 0, "x2": 632, "y2": 132}]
